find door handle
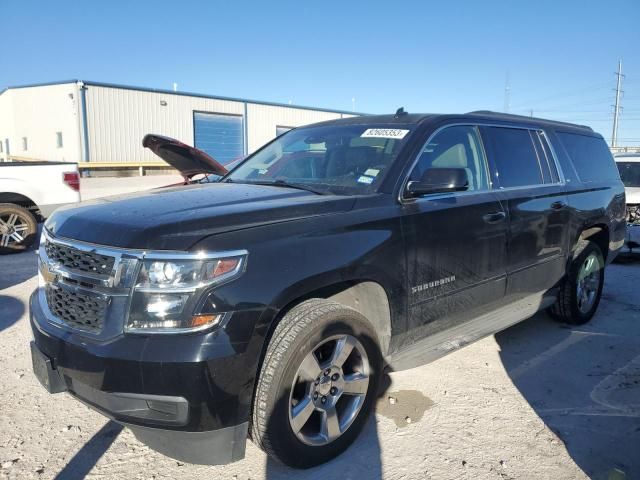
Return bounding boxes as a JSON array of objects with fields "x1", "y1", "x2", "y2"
[
  {"x1": 551, "y1": 201, "x2": 566, "y2": 210},
  {"x1": 483, "y1": 211, "x2": 506, "y2": 224}
]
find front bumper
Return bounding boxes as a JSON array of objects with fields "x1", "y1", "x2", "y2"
[{"x1": 29, "y1": 289, "x2": 262, "y2": 465}]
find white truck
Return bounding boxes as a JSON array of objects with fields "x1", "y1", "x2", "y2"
[
  {"x1": 615, "y1": 153, "x2": 640, "y2": 253},
  {"x1": 0, "y1": 162, "x2": 80, "y2": 253}
]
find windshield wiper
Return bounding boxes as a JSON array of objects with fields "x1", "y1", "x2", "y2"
[{"x1": 235, "y1": 179, "x2": 329, "y2": 195}]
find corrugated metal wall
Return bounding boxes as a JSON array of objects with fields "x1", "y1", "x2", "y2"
[
  {"x1": 85, "y1": 86, "x2": 245, "y2": 163},
  {"x1": 85, "y1": 84, "x2": 354, "y2": 163},
  {"x1": 1, "y1": 82, "x2": 358, "y2": 165}
]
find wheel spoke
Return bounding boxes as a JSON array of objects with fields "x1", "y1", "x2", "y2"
[
  {"x1": 321, "y1": 406, "x2": 341, "y2": 442},
  {"x1": 329, "y1": 335, "x2": 356, "y2": 368},
  {"x1": 7, "y1": 214, "x2": 18, "y2": 227},
  {"x1": 290, "y1": 397, "x2": 315, "y2": 433},
  {"x1": 342, "y1": 373, "x2": 369, "y2": 396},
  {"x1": 298, "y1": 351, "x2": 322, "y2": 382},
  {"x1": 10, "y1": 232, "x2": 24, "y2": 242},
  {"x1": 1, "y1": 234, "x2": 9, "y2": 246},
  {"x1": 13, "y1": 224, "x2": 29, "y2": 232}
]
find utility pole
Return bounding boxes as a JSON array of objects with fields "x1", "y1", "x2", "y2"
[
  {"x1": 504, "y1": 72, "x2": 511, "y2": 113},
  {"x1": 612, "y1": 60, "x2": 624, "y2": 147}
]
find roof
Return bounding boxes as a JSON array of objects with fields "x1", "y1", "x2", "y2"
[
  {"x1": 0, "y1": 79, "x2": 363, "y2": 116},
  {"x1": 306, "y1": 110, "x2": 595, "y2": 133}
]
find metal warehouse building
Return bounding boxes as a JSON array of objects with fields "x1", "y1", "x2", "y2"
[{"x1": 0, "y1": 80, "x2": 357, "y2": 171}]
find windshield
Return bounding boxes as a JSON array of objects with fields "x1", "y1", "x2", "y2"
[
  {"x1": 616, "y1": 161, "x2": 640, "y2": 187},
  {"x1": 226, "y1": 124, "x2": 415, "y2": 194}
]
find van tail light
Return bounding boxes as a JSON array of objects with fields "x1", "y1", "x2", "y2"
[{"x1": 63, "y1": 172, "x2": 80, "y2": 192}]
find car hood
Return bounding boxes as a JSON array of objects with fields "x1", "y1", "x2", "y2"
[
  {"x1": 143, "y1": 134, "x2": 228, "y2": 178},
  {"x1": 45, "y1": 183, "x2": 356, "y2": 250},
  {"x1": 625, "y1": 186, "x2": 640, "y2": 204}
]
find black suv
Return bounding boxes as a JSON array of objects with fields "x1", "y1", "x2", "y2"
[{"x1": 30, "y1": 111, "x2": 625, "y2": 468}]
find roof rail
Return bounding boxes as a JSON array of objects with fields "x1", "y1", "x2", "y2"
[{"x1": 465, "y1": 110, "x2": 593, "y2": 131}]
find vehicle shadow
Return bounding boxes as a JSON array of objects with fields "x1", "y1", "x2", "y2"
[
  {"x1": 0, "y1": 249, "x2": 37, "y2": 290},
  {"x1": 495, "y1": 271, "x2": 640, "y2": 479},
  {"x1": 262, "y1": 323, "x2": 389, "y2": 479},
  {"x1": 0, "y1": 295, "x2": 25, "y2": 332},
  {"x1": 54, "y1": 421, "x2": 123, "y2": 480}
]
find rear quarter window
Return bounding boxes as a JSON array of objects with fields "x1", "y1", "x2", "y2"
[{"x1": 556, "y1": 132, "x2": 619, "y2": 183}]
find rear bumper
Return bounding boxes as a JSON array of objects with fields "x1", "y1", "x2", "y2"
[
  {"x1": 29, "y1": 289, "x2": 262, "y2": 464},
  {"x1": 625, "y1": 224, "x2": 640, "y2": 251}
]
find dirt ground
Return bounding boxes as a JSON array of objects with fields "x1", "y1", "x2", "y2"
[{"x1": 0, "y1": 178, "x2": 638, "y2": 480}]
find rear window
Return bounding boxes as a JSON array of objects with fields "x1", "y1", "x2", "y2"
[{"x1": 556, "y1": 132, "x2": 619, "y2": 183}]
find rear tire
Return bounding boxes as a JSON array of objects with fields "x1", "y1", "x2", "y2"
[
  {"x1": 548, "y1": 240, "x2": 605, "y2": 325},
  {"x1": 0, "y1": 203, "x2": 38, "y2": 254},
  {"x1": 251, "y1": 299, "x2": 381, "y2": 468}
]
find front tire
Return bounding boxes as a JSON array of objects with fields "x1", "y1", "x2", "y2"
[
  {"x1": 549, "y1": 240, "x2": 605, "y2": 325},
  {"x1": 251, "y1": 299, "x2": 381, "y2": 468},
  {"x1": 0, "y1": 203, "x2": 38, "y2": 254}
]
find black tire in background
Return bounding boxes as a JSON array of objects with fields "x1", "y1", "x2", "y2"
[
  {"x1": 0, "y1": 203, "x2": 38, "y2": 254},
  {"x1": 548, "y1": 239, "x2": 605, "y2": 325},
  {"x1": 251, "y1": 299, "x2": 382, "y2": 468}
]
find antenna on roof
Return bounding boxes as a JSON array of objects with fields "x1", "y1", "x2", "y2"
[{"x1": 395, "y1": 107, "x2": 407, "y2": 118}]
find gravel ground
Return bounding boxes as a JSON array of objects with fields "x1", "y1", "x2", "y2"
[{"x1": 1, "y1": 180, "x2": 638, "y2": 480}]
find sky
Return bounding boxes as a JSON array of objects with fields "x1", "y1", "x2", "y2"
[{"x1": 2, "y1": 0, "x2": 639, "y2": 145}]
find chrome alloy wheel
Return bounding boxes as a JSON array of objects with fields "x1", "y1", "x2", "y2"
[
  {"x1": 576, "y1": 252, "x2": 602, "y2": 314},
  {"x1": 0, "y1": 213, "x2": 29, "y2": 247},
  {"x1": 288, "y1": 334, "x2": 370, "y2": 446}
]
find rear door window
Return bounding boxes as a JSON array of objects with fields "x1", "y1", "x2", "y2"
[
  {"x1": 481, "y1": 127, "x2": 544, "y2": 188},
  {"x1": 556, "y1": 131, "x2": 619, "y2": 183}
]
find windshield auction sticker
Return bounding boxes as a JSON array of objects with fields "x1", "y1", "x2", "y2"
[{"x1": 361, "y1": 129, "x2": 410, "y2": 139}]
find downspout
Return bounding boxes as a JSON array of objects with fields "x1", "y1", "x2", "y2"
[
  {"x1": 77, "y1": 81, "x2": 90, "y2": 165},
  {"x1": 243, "y1": 102, "x2": 249, "y2": 156}
]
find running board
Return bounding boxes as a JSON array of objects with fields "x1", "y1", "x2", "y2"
[{"x1": 386, "y1": 292, "x2": 556, "y2": 372}]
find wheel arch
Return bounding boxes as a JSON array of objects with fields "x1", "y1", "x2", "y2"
[
  {"x1": 0, "y1": 192, "x2": 41, "y2": 219},
  {"x1": 267, "y1": 280, "x2": 392, "y2": 357},
  {"x1": 577, "y1": 224, "x2": 610, "y2": 261}
]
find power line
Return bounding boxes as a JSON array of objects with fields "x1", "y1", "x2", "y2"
[{"x1": 510, "y1": 81, "x2": 611, "y2": 109}]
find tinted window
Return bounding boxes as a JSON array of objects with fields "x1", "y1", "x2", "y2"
[
  {"x1": 194, "y1": 112, "x2": 244, "y2": 164},
  {"x1": 556, "y1": 132, "x2": 619, "y2": 183},
  {"x1": 410, "y1": 126, "x2": 489, "y2": 191},
  {"x1": 483, "y1": 127, "x2": 543, "y2": 188},
  {"x1": 616, "y1": 161, "x2": 640, "y2": 187}
]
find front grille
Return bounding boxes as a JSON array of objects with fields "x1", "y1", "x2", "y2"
[
  {"x1": 627, "y1": 204, "x2": 640, "y2": 225},
  {"x1": 45, "y1": 241, "x2": 115, "y2": 276},
  {"x1": 45, "y1": 285, "x2": 109, "y2": 333}
]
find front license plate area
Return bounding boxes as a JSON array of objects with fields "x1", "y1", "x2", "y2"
[{"x1": 30, "y1": 342, "x2": 66, "y2": 393}]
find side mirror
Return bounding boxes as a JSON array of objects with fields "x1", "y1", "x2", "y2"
[{"x1": 406, "y1": 167, "x2": 469, "y2": 197}]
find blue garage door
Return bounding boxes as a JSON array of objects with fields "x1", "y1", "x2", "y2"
[{"x1": 193, "y1": 112, "x2": 244, "y2": 164}]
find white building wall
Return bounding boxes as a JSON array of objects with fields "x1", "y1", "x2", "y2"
[
  {"x1": 0, "y1": 81, "x2": 359, "y2": 166},
  {"x1": 0, "y1": 83, "x2": 82, "y2": 163},
  {"x1": 85, "y1": 85, "x2": 245, "y2": 163},
  {"x1": 0, "y1": 91, "x2": 15, "y2": 161},
  {"x1": 245, "y1": 103, "x2": 347, "y2": 153}
]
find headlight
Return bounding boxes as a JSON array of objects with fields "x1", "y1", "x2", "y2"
[{"x1": 126, "y1": 253, "x2": 247, "y2": 333}]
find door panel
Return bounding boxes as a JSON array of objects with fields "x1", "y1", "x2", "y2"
[
  {"x1": 496, "y1": 186, "x2": 569, "y2": 297},
  {"x1": 397, "y1": 124, "x2": 508, "y2": 346},
  {"x1": 401, "y1": 192, "x2": 508, "y2": 342},
  {"x1": 480, "y1": 126, "x2": 570, "y2": 298}
]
